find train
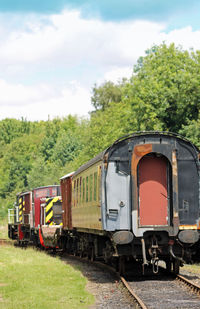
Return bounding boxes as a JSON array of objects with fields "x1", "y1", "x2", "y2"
[
  {"x1": 8, "y1": 132, "x2": 200, "y2": 274},
  {"x1": 8, "y1": 185, "x2": 62, "y2": 248}
]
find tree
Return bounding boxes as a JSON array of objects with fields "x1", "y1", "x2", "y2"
[
  {"x1": 51, "y1": 131, "x2": 83, "y2": 167},
  {"x1": 180, "y1": 113, "x2": 200, "y2": 148},
  {"x1": 0, "y1": 134, "x2": 41, "y2": 198},
  {"x1": 91, "y1": 80, "x2": 125, "y2": 111},
  {"x1": 124, "y1": 43, "x2": 200, "y2": 132},
  {"x1": 76, "y1": 101, "x2": 135, "y2": 163},
  {"x1": 0, "y1": 118, "x2": 32, "y2": 144}
]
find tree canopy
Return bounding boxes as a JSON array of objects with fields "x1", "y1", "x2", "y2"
[
  {"x1": 124, "y1": 43, "x2": 200, "y2": 132},
  {"x1": 1, "y1": 43, "x2": 200, "y2": 217}
]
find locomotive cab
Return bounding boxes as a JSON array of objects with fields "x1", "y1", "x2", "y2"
[{"x1": 39, "y1": 196, "x2": 63, "y2": 248}]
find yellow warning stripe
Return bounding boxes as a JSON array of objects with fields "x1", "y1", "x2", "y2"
[
  {"x1": 46, "y1": 210, "x2": 53, "y2": 223},
  {"x1": 19, "y1": 198, "x2": 23, "y2": 223},
  {"x1": 46, "y1": 197, "x2": 59, "y2": 212},
  {"x1": 46, "y1": 200, "x2": 54, "y2": 213}
]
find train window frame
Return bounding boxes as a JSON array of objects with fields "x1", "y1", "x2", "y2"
[
  {"x1": 98, "y1": 166, "x2": 101, "y2": 202},
  {"x1": 86, "y1": 176, "x2": 89, "y2": 203},
  {"x1": 73, "y1": 180, "x2": 76, "y2": 207},
  {"x1": 90, "y1": 174, "x2": 93, "y2": 203},
  {"x1": 79, "y1": 177, "x2": 82, "y2": 206},
  {"x1": 76, "y1": 178, "x2": 79, "y2": 206},
  {"x1": 82, "y1": 178, "x2": 85, "y2": 203},
  {"x1": 94, "y1": 172, "x2": 97, "y2": 201}
]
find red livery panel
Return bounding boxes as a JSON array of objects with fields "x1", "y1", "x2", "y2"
[{"x1": 139, "y1": 155, "x2": 168, "y2": 226}]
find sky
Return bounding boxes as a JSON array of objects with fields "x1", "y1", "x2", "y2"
[{"x1": 1, "y1": 0, "x2": 200, "y2": 121}]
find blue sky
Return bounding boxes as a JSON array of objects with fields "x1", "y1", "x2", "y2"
[
  {"x1": 0, "y1": 0, "x2": 198, "y2": 22},
  {"x1": 0, "y1": 0, "x2": 200, "y2": 120},
  {"x1": 0, "y1": 0, "x2": 200, "y2": 28}
]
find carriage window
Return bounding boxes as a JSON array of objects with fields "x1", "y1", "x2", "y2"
[
  {"x1": 86, "y1": 176, "x2": 89, "y2": 202},
  {"x1": 90, "y1": 174, "x2": 93, "y2": 202},
  {"x1": 98, "y1": 166, "x2": 101, "y2": 202},
  {"x1": 73, "y1": 180, "x2": 76, "y2": 207},
  {"x1": 76, "y1": 178, "x2": 79, "y2": 206},
  {"x1": 94, "y1": 172, "x2": 97, "y2": 201},
  {"x1": 82, "y1": 178, "x2": 85, "y2": 203},
  {"x1": 79, "y1": 177, "x2": 82, "y2": 204}
]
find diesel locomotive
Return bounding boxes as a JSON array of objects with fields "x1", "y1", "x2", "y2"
[
  {"x1": 8, "y1": 132, "x2": 200, "y2": 274},
  {"x1": 8, "y1": 185, "x2": 62, "y2": 248}
]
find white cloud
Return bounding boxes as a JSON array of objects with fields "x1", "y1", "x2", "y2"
[
  {"x1": 0, "y1": 10, "x2": 200, "y2": 69},
  {"x1": 0, "y1": 12, "x2": 167, "y2": 69},
  {"x1": 0, "y1": 79, "x2": 57, "y2": 105},
  {"x1": 1, "y1": 10, "x2": 200, "y2": 120},
  {"x1": 102, "y1": 67, "x2": 133, "y2": 83},
  {"x1": 161, "y1": 26, "x2": 200, "y2": 50},
  {"x1": 0, "y1": 80, "x2": 91, "y2": 120}
]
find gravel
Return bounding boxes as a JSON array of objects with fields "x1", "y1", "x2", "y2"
[
  {"x1": 60, "y1": 255, "x2": 136, "y2": 309},
  {"x1": 180, "y1": 266, "x2": 200, "y2": 287},
  {"x1": 60, "y1": 255, "x2": 200, "y2": 309}
]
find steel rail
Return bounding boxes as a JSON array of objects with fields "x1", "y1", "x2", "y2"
[
  {"x1": 0, "y1": 238, "x2": 13, "y2": 245},
  {"x1": 92, "y1": 260, "x2": 148, "y2": 309},
  {"x1": 30, "y1": 250, "x2": 200, "y2": 307},
  {"x1": 59, "y1": 254, "x2": 149, "y2": 309},
  {"x1": 176, "y1": 274, "x2": 200, "y2": 295},
  {"x1": 119, "y1": 275, "x2": 148, "y2": 309}
]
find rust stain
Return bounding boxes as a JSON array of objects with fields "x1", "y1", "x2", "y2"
[
  {"x1": 172, "y1": 150, "x2": 179, "y2": 226},
  {"x1": 179, "y1": 225, "x2": 198, "y2": 230},
  {"x1": 173, "y1": 217, "x2": 179, "y2": 227},
  {"x1": 134, "y1": 144, "x2": 153, "y2": 157},
  {"x1": 131, "y1": 144, "x2": 153, "y2": 217},
  {"x1": 131, "y1": 144, "x2": 152, "y2": 176},
  {"x1": 172, "y1": 151, "x2": 178, "y2": 177}
]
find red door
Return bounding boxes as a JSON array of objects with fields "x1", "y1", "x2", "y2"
[{"x1": 138, "y1": 155, "x2": 168, "y2": 226}]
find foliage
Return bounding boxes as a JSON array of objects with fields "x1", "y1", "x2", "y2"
[
  {"x1": 0, "y1": 118, "x2": 32, "y2": 144},
  {"x1": 91, "y1": 80, "x2": 125, "y2": 111},
  {"x1": 0, "y1": 116, "x2": 85, "y2": 216},
  {"x1": 77, "y1": 101, "x2": 134, "y2": 163},
  {"x1": 179, "y1": 113, "x2": 200, "y2": 148},
  {"x1": 1, "y1": 43, "x2": 200, "y2": 219},
  {"x1": 124, "y1": 43, "x2": 200, "y2": 132}
]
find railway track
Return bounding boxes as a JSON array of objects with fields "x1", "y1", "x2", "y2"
[
  {"x1": 57, "y1": 253, "x2": 200, "y2": 309},
  {"x1": 0, "y1": 238, "x2": 13, "y2": 245},
  {"x1": 120, "y1": 269, "x2": 200, "y2": 309},
  {"x1": 10, "y1": 245, "x2": 200, "y2": 308}
]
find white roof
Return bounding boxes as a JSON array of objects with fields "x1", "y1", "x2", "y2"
[{"x1": 60, "y1": 171, "x2": 75, "y2": 180}]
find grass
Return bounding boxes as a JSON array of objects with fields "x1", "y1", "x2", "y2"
[
  {"x1": 182, "y1": 263, "x2": 200, "y2": 274},
  {"x1": 0, "y1": 218, "x2": 8, "y2": 239},
  {"x1": 0, "y1": 246, "x2": 94, "y2": 309}
]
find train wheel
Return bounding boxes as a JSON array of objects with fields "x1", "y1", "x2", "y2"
[
  {"x1": 172, "y1": 259, "x2": 180, "y2": 275},
  {"x1": 118, "y1": 256, "x2": 125, "y2": 276},
  {"x1": 87, "y1": 247, "x2": 95, "y2": 262},
  {"x1": 90, "y1": 247, "x2": 95, "y2": 262},
  {"x1": 166, "y1": 260, "x2": 172, "y2": 272}
]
